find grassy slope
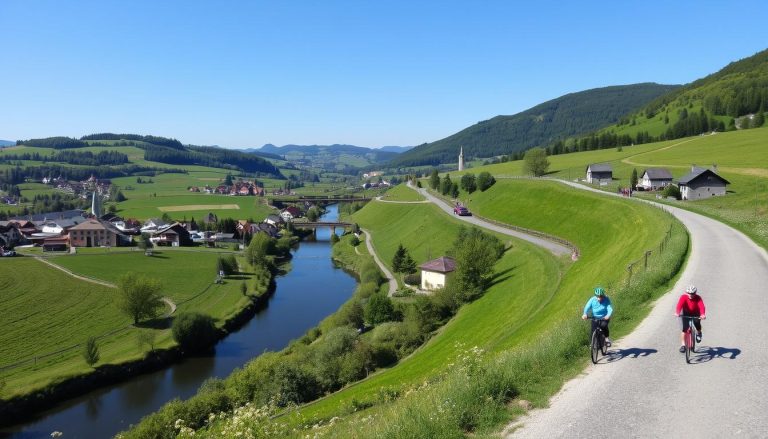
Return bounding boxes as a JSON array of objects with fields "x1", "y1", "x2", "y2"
[
  {"x1": 0, "y1": 251, "x2": 252, "y2": 398},
  {"x1": 294, "y1": 180, "x2": 672, "y2": 422},
  {"x1": 379, "y1": 183, "x2": 426, "y2": 202}
]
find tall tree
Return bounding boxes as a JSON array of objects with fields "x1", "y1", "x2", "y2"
[
  {"x1": 460, "y1": 173, "x2": 477, "y2": 193},
  {"x1": 391, "y1": 243, "x2": 407, "y2": 273},
  {"x1": 429, "y1": 169, "x2": 440, "y2": 190},
  {"x1": 117, "y1": 272, "x2": 164, "y2": 325},
  {"x1": 523, "y1": 147, "x2": 550, "y2": 176},
  {"x1": 631, "y1": 168, "x2": 639, "y2": 189},
  {"x1": 440, "y1": 174, "x2": 452, "y2": 195}
]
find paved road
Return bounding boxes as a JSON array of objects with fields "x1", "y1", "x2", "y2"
[
  {"x1": 506, "y1": 182, "x2": 768, "y2": 438},
  {"x1": 408, "y1": 184, "x2": 573, "y2": 257}
]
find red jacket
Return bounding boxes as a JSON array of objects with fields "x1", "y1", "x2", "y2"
[{"x1": 676, "y1": 294, "x2": 706, "y2": 316}]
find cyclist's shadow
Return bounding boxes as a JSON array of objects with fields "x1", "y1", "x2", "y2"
[
  {"x1": 603, "y1": 347, "x2": 658, "y2": 363},
  {"x1": 689, "y1": 346, "x2": 741, "y2": 364}
]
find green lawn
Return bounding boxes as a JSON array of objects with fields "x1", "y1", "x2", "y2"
[
  {"x1": 0, "y1": 250, "x2": 253, "y2": 399},
  {"x1": 379, "y1": 183, "x2": 426, "y2": 202}
]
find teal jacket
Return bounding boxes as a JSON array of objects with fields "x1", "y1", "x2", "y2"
[{"x1": 583, "y1": 296, "x2": 613, "y2": 319}]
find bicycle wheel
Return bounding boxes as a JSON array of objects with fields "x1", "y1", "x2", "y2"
[
  {"x1": 691, "y1": 327, "x2": 697, "y2": 353},
  {"x1": 600, "y1": 331, "x2": 608, "y2": 355},
  {"x1": 685, "y1": 330, "x2": 692, "y2": 364},
  {"x1": 591, "y1": 330, "x2": 600, "y2": 364}
]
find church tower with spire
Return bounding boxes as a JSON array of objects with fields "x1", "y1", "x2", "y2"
[{"x1": 458, "y1": 146, "x2": 465, "y2": 171}]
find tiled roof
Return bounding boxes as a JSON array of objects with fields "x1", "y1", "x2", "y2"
[
  {"x1": 420, "y1": 256, "x2": 456, "y2": 273},
  {"x1": 677, "y1": 168, "x2": 730, "y2": 185},
  {"x1": 587, "y1": 164, "x2": 612, "y2": 173}
]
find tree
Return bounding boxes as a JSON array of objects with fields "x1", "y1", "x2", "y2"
[
  {"x1": 365, "y1": 293, "x2": 397, "y2": 325},
  {"x1": 82, "y1": 336, "x2": 100, "y2": 367},
  {"x1": 172, "y1": 312, "x2": 218, "y2": 352},
  {"x1": 429, "y1": 169, "x2": 440, "y2": 190},
  {"x1": 350, "y1": 235, "x2": 360, "y2": 247},
  {"x1": 391, "y1": 243, "x2": 407, "y2": 273},
  {"x1": 662, "y1": 184, "x2": 682, "y2": 200},
  {"x1": 401, "y1": 253, "x2": 417, "y2": 276},
  {"x1": 450, "y1": 183, "x2": 459, "y2": 199},
  {"x1": 440, "y1": 174, "x2": 452, "y2": 195},
  {"x1": 240, "y1": 281, "x2": 248, "y2": 296},
  {"x1": 460, "y1": 173, "x2": 477, "y2": 194},
  {"x1": 247, "y1": 232, "x2": 275, "y2": 267},
  {"x1": 523, "y1": 147, "x2": 550, "y2": 176},
  {"x1": 137, "y1": 232, "x2": 154, "y2": 254},
  {"x1": 136, "y1": 330, "x2": 158, "y2": 353},
  {"x1": 116, "y1": 272, "x2": 164, "y2": 325},
  {"x1": 306, "y1": 206, "x2": 320, "y2": 222},
  {"x1": 631, "y1": 168, "x2": 639, "y2": 189},
  {"x1": 449, "y1": 227, "x2": 505, "y2": 302},
  {"x1": 330, "y1": 233, "x2": 340, "y2": 245},
  {"x1": 754, "y1": 104, "x2": 765, "y2": 128},
  {"x1": 476, "y1": 172, "x2": 496, "y2": 191}
]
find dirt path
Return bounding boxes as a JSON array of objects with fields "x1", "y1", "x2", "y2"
[{"x1": 360, "y1": 228, "x2": 398, "y2": 297}]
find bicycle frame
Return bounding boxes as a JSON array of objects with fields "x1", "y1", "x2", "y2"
[{"x1": 680, "y1": 316, "x2": 701, "y2": 364}]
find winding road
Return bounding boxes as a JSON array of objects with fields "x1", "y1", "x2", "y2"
[{"x1": 505, "y1": 181, "x2": 768, "y2": 438}]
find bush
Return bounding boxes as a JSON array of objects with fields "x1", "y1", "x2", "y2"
[
  {"x1": 365, "y1": 293, "x2": 397, "y2": 325},
  {"x1": 662, "y1": 184, "x2": 682, "y2": 200},
  {"x1": 350, "y1": 235, "x2": 360, "y2": 247},
  {"x1": 82, "y1": 336, "x2": 100, "y2": 367},
  {"x1": 218, "y1": 254, "x2": 238, "y2": 275},
  {"x1": 172, "y1": 312, "x2": 218, "y2": 352},
  {"x1": 404, "y1": 273, "x2": 421, "y2": 286},
  {"x1": 330, "y1": 233, "x2": 340, "y2": 244}
]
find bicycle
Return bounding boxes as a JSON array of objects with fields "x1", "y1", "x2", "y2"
[
  {"x1": 680, "y1": 316, "x2": 702, "y2": 364},
  {"x1": 588, "y1": 317, "x2": 609, "y2": 364}
]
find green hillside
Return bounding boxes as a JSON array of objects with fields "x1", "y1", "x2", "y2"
[
  {"x1": 258, "y1": 144, "x2": 400, "y2": 172},
  {"x1": 563, "y1": 49, "x2": 768, "y2": 151},
  {"x1": 389, "y1": 83, "x2": 680, "y2": 167}
]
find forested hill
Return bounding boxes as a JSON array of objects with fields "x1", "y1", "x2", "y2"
[
  {"x1": 388, "y1": 83, "x2": 680, "y2": 167},
  {"x1": 15, "y1": 133, "x2": 285, "y2": 178},
  {"x1": 0, "y1": 140, "x2": 14, "y2": 147},
  {"x1": 562, "y1": 48, "x2": 768, "y2": 152}
]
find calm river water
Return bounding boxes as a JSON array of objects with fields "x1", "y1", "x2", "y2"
[{"x1": 1, "y1": 205, "x2": 355, "y2": 439}]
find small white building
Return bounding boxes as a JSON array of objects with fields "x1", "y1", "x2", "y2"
[
  {"x1": 639, "y1": 168, "x2": 673, "y2": 191},
  {"x1": 420, "y1": 256, "x2": 456, "y2": 291}
]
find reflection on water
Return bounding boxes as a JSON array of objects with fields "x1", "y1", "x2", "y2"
[{"x1": 2, "y1": 205, "x2": 355, "y2": 439}]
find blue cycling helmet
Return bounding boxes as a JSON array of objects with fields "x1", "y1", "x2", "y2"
[{"x1": 594, "y1": 287, "x2": 606, "y2": 296}]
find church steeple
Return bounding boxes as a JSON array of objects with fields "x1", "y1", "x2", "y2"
[{"x1": 458, "y1": 146, "x2": 465, "y2": 171}]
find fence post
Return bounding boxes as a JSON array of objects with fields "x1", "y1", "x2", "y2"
[
  {"x1": 644, "y1": 250, "x2": 652, "y2": 270},
  {"x1": 626, "y1": 263, "x2": 634, "y2": 286}
]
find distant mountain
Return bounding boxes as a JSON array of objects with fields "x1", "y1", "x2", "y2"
[
  {"x1": 0, "y1": 140, "x2": 15, "y2": 147},
  {"x1": 568, "y1": 48, "x2": 768, "y2": 149},
  {"x1": 389, "y1": 83, "x2": 681, "y2": 167},
  {"x1": 378, "y1": 145, "x2": 414, "y2": 154},
  {"x1": 254, "y1": 144, "x2": 402, "y2": 171}
]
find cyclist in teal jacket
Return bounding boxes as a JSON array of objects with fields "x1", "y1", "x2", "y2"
[{"x1": 582, "y1": 287, "x2": 614, "y2": 346}]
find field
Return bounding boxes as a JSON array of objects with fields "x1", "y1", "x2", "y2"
[{"x1": 0, "y1": 249, "x2": 254, "y2": 398}]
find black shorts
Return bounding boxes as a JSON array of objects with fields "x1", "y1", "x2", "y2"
[{"x1": 680, "y1": 316, "x2": 702, "y2": 332}]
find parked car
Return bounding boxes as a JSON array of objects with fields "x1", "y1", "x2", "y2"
[{"x1": 453, "y1": 206, "x2": 471, "y2": 216}]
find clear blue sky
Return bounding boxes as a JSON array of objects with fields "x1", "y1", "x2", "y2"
[{"x1": 1, "y1": 1, "x2": 767, "y2": 149}]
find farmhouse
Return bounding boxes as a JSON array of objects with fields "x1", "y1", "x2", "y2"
[
  {"x1": 586, "y1": 164, "x2": 613, "y2": 183},
  {"x1": 420, "y1": 256, "x2": 456, "y2": 291},
  {"x1": 69, "y1": 219, "x2": 127, "y2": 247},
  {"x1": 264, "y1": 214, "x2": 284, "y2": 227},
  {"x1": 639, "y1": 168, "x2": 673, "y2": 191},
  {"x1": 280, "y1": 206, "x2": 302, "y2": 222},
  {"x1": 151, "y1": 223, "x2": 193, "y2": 247},
  {"x1": 677, "y1": 166, "x2": 730, "y2": 200}
]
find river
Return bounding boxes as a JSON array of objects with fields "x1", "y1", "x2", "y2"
[{"x1": 1, "y1": 205, "x2": 356, "y2": 439}]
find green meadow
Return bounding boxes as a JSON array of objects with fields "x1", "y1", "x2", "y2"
[
  {"x1": 292, "y1": 179, "x2": 674, "y2": 422},
  {"x1": 0, "y1": 250, "x2": 253, "y2": 398}
]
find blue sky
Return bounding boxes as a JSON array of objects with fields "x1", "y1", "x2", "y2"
[{"x1": 1, "y1": 1, "x2": 767, "y2": 149}]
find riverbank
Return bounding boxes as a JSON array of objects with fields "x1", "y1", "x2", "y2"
[{"x1": 0, "y1": 277, "x2": 276, "y2": 427}]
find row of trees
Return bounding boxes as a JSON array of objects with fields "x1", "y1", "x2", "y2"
[
  {"x1": 428, "y1": 170, "x2": 496, "y2": 197},
  {"x1": 143, "y1": 144, "x2": 283, "y2": 177},
  {"x1": 81, "y1": 133, "x2": 184, "y2": 150},
  {"x1": 0, "y1": 150, "x2": 129, "y2": 166}
]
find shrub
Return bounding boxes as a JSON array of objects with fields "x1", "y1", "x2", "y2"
[
  {"x1": 172, "y1": 312, "x2": 218, "y2": 352},
  {"x1": 82, "y1": 336, "x2": 99, "y2": 367},
  {"x1": 350, "y1": 235, "x2": 360, "y2": 247},
  {"x1": 218, "y1": 254, "x2": 238, "y2": 275},
  {"x1": 662, "y1": 184, "x2": 682, "y2": 200},
  {"x1": 404, "y1": 272, "x2": 421, "y2": 285},
  {"x1": 365, "y1": 293, "x2": 397, "y2": 325},
  {"x1": 330, "y1": 233, "x2": 340, "y2": 244}
]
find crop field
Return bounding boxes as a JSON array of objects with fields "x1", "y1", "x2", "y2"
[
  {"x1": 296, "y1": 180, "x2": 674, "y2": 421},
  {"x1": 158, "y1": 204, "x2": 241, "y2": 212},
  {"x1": 0, "y1": 250, "x2": 252, "y2": 398}
]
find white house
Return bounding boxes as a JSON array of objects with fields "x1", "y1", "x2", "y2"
[
  {"x1": 420, "y1": 256, "x2": 456, "y2": 291},
  {"x1": 639, "y1": 168, "x2": 673, "y2": 191},
  {"x1": 140, "y1": 218, "x2": 168, "y2": 233}
]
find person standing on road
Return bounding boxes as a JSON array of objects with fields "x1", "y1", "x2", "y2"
[
  {"x1": 674, "y1": 285, "x2": 706, "y2": 353},
  {"x1": 582, "y1": 287, "x2": 613, "y2": 346}
]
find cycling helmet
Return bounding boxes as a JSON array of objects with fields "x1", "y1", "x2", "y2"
[
  {"x1": 594, "y1": 287, "x2": 606, "y2": 296},
  {"x1": 685, "y1": 285, "x2": 698, "y2": 294}
]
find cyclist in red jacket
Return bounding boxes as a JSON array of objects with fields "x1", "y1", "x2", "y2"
[{"x1": 674, "y1": 285, "x2": 706, "y2": 353}]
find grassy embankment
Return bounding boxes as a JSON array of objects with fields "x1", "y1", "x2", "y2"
[
  {"x1": 466, "y1": 127, "x2": 768, "y2": 251},
  {"x1": 0, "y1": 249, "x2": 256, "y2": 399},
  {"x1": 189, "y1": 178, "x2": 686, "y2": 437}
]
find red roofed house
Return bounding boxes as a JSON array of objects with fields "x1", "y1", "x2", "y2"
[{"x1": 419, "y1": 256, "x2": 456, "y2": 291}]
